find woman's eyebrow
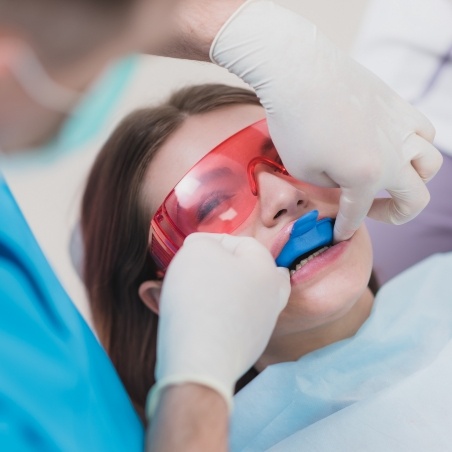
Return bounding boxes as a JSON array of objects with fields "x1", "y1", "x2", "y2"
[{"x1": 198, "y1": 166, "x2": 235, "y2": 184}]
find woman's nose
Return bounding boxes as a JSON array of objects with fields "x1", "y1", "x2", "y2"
[{"x1": 256, "y1": 170, "x2": 309, "y2": 227}]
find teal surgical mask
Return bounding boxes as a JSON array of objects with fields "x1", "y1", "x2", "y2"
[
  {"x1": 0, "y1": 52, "x2": 138, "y2": 167},
  {"x1": 10, "y1": 45, "x2": 82, "y2": 113}
]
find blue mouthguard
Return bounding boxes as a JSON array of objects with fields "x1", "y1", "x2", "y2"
[{"x1": 275, "y1": 210, "x2": 334, "y2": 268}]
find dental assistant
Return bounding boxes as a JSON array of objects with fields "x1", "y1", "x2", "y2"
[{"x1": 0, "y1": 0, "x2": 442, "y2": 451}]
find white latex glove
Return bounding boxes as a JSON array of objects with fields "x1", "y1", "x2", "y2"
[
  {"x1": 211, "y1": 0, "x2": 443, "y2": 241},
  {"x1": 146, "y1": 233, "x2": 290, "y2": 417}
]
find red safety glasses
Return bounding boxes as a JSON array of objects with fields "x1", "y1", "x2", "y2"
[{"x1": 149, "y1": 119, "x2": 289, "y2": 271}]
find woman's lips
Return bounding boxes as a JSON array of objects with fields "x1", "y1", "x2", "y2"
[
  {"x1": 289, "y1": 238, "x2": 350, "y2": 284},
  {"x1": 271, "y1": 219, "x2": 298, "y2": 260}
]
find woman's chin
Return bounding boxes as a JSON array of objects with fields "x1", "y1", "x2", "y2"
[
  {"x1": 276, "y1": 278, "x2": 371, "y2": 336},
  {"x1": 280, "y1": 229, "x2": 373, "y2": 332}
]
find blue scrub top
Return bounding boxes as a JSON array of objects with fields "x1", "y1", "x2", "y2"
[{"x1": 0, "y1": 174, "x2": 144, "y2": 450}]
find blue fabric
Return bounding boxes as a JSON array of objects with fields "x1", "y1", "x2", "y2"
[
  {"x1": 230, "y1": 252, "x2": 452, "y2": 451},
  {"x1": 0, "y1": 174, "x2": 144, "y2": 450}
]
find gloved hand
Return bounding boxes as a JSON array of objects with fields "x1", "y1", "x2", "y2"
[
  {"x1": 146, "y1": 233, "x2": 290, "y2": 417},
  {"x1": 211, "y1": 0, "x2": 443, "y2": 241}
]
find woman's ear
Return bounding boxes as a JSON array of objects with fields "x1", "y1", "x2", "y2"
[{"x1": 138, "y1": 280, "x2": 162, "y2": 315}]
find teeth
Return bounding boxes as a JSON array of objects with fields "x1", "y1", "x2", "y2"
[{"x1": 289, "y1": 246, "x2": 330, "y2": 276}]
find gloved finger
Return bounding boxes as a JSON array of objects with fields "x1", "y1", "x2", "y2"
[
  {"x1": 276, "y1": 267, "x2": 291, "y2": 311},
  {"x1": 290, "y1": 166, "x2": 338, "y2": 189},
  {"x1": 181, "y1": 232, "x2": 239, "y2": 258},
  {"x1": 215, "y1": 234, "x2": 290, "y2": 308},
  {"x1": 413, "y1": 111, "x2": 436, "y2": 143},
  {"x1": 216, "y1": 234, "x2": 277, "y2": 262},
  {"x1": 183, "y1": 232, "x2": 235, "y2": 251},
  {"x1": 333, "y1": 186, "x2": 374, "y2": 242},
  {"x1": 187, "y1": 232, "x2": 275, "y2": 262},
  {"x1": 367, "y1": 167, "x2": 430, "y2": 224},
  {"x1": 399, "y1": 97, "x2": 436, "y2": 143},
  {"x1": 215, "y1": 233, "x2": 266, "y2": 257},
  {"x1": 404, "y1": 134, "x2": 443, "y2": 182}
]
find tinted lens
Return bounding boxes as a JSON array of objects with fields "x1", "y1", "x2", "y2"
[{"x1": 150, "y1": 119, "x2": 281, "y2": 270}]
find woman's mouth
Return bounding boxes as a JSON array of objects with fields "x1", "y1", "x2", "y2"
[
  {"x1": 275, "y1": 210, "x2": 334, "y2": 269},
  {"x1": 289, "y1": 239, "x2": 350, "y2": 284},
  {"x1": 287, "y1": 245, "x2": 331, "y2": 275}
]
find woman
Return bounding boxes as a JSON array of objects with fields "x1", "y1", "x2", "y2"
[
  {"x1": 81, "y1": 83, "x2": 379, "y2": 422},
  {"x1": 81, "y1": 85, "x2": 452, "y2": 449}
]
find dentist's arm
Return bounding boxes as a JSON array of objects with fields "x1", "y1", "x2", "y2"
[
  {"x1": 150, "y1": 0, "x2": 442, "y2": 242},
  {"x1": 145, "y1": 233, "x2": 290, "y2": 451}
]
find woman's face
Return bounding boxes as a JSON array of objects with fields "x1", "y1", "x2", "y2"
[{"x1": 143, "y1": 104, "x2": 373, "y2": 337}]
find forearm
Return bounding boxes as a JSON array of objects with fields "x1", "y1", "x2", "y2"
[
  {"x1": 140, "y1": 0, "x2": 246, "y2": 60},
  {"x1": 144, "y1": 234, "x2": 289, "y2": 451},
  {"x1": 146, "y1": 383, "x2": 229, "y2": 452}
]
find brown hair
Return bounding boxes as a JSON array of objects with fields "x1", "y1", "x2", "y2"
[{"x1": 81, "y1": 84, "x2": 262, "y2": 421}]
